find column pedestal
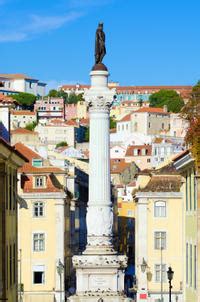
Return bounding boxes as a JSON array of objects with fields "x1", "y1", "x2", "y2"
[{"x1": 69, "y1": 65, "x2": 131, "y2": 302}]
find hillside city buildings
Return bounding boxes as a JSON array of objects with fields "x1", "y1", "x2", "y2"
[
  {"x1": 0, "y1": 74, "x2": 46, "y2": 97},
  {"x1": 0, "y1": 74, "x2": 199, "y2": 302}
]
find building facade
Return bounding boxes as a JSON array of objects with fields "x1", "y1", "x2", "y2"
[
  {"x1": 0, "y1": 74, "x2": 46, "y2": 97},
  {"x1": 0, "y1": 138, "x2": 26, "y2": 302},
  {"x1": 10, "y1": 110, "x2": 37, "y2": 130},
  {"x1": 174, "y1": 151, "x2": 198, "y2": 302},
  {"x1": 134, "y1": 166, "x2": 183, "y2": 302},
  {"x1": 15, "y1": 143, "x2": 67, "y2": 302}
]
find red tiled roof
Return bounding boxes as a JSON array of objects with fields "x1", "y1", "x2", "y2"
[
  {"x1": 0, "y1": 94, "x2": 17, "y2": 105},
  {"x1": 0, "y1": 73, "x2": 36, "y2": 80},
  {"x1": 11, "y1": 110, "x2": 35, "y2": 116},
  {"x1": 110, "y1": 159, "x2": 130, "y2": 174},
  {"x1": 135, "y1": 107, "x2": 169, "y2": 114},
  {"x1": 79, "y1": 118, "x2": 89, "y2": 126},
  {"x1": 21, "y1": 174, "x2": 63, "y2": 193},
  {"x1": 65, "y1": 120, "x2": 77, "y2": 126},
  {"x1": 14, "y1": 143, "x2": 42, "y2": 162},
  {"x1": 118, "y1": 113, "x2": 132, "y2": 122},
  {"x1": 19, "y1": 163, "x2": 64, "y2": 173},
  {"x1": 11, "y1": 128, "x2": 38, "y2": 135},
  {"x1": 49, "y1": 119, "x2": 65, "y2": 124},
  {"x1": 61, "y1": 84, "x2": 90, "y2": 90},
  {"x1": 125, "y1": 145, "x2": 152, "y2": 157},
  {"x1": 116, "y1": 86, "x2": 192, "y2": 98}
]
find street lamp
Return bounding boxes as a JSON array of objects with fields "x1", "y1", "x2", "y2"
[
  {"x1": 57, "y1": 259, "x2": 64, "y2": 302},
  {"x1": 140, "y1": 258, "x2": 148, "y2": 273},
  {"x1": 167, "y1": 267, "x2": 174, "y2": 302}
]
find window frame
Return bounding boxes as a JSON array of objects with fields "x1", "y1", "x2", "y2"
[
  {"x1": 154, "y1": 231, "x2": 167, "y2": 250},
  {"x1": 33, "y1": 202, "x2": 45, "y2": 218},
  {"x1": 32, "y1": 265, "x2": 45, "y2": 285},
  {"x1": 154, "y1": 264, "x2": 167, "y2": 283},
  {"x1": 154, "y1": 200, "x2": 166, "y2": 217},
  {"x1": 33, "y1": 233, "x2": 45, "y2": 252}
]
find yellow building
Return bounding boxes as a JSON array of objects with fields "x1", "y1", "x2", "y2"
[
  {"x1": 174, "y1": 150, "x2": 198, "y2": 302},
  {"x1": 117, "y1": 183, "x2": 136, "y2": 258},
  {"x1": 0, "y1": 138, "x2": 26, "y2": 302},
  {"x1": 134, "y1": 165, "x2": 183, "y2": 302},
  {"x1": 15, "y1": 142, "x2": 67, "y2": 302},
  {"x1": 76, "y1": 100, "x2": 87, "y2": 119}
]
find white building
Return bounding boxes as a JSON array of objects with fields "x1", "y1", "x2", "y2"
[
  {"x1": 35, "y1": 120, "x2": 75, "y2": 149},
  {"x1": 169, "y1": 113, "x2": 189, "y2": 138},
  {"x1": 110, "y1": 145, "x2": 126, "y2": 159},
  {"x1": 0, "y1": 73, "x2": 46, "y2": 96},
  {"x1": 10, "y1": 110, "x2": 37, "y2": 129},
  {"x1": 151, "y1": 138, "x2": 185, "y2": 168},
  {"x1": 116, "y1": 113, "x2": 132, "y2": 135}
]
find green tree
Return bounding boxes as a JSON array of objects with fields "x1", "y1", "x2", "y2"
[
  {"x1": 84, "y1": 127, "x2": 89, "y2": 142},
  {"x1": 48, "y1": 89, "x2": 58, "y2": 97},
  {"x1": 110, "y1": 117, "x2": 116, "y2": 129},
  {"x1": 55, "y1": 141, "x2": 68, "y2": 149},
  {"x1": 149, "y1": 89, "x2": 184, "y2": 113},
  {"x1": 67, "y1": 93, "x2": 84, "y2": 104},
  {"x1": 11, "y1": 92, "x2": 36, "y2": 106},
  {"x1": 25, "y1": 121, "x2": 37, "y2": 131}
]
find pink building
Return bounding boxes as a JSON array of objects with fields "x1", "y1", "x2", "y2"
[
  {"x1": 34, "y1": 97, "x2": 64, "y2": 119},
  {"x1": 65, "y1": 103, "x2": 77, "y2": 120}
]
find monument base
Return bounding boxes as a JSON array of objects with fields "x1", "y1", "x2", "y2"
[{"x1": 68, "y1": 254, "x2": 132, "y2": 302}]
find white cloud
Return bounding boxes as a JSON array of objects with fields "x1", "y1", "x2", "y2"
[
  {"x1": 0, "y1": 11, "x2": 83, "y2": 42},
  {"x1": 26, "y1": 12, "x2": 82, "y2": 33}
]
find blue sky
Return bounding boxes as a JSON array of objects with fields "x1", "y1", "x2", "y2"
[{"x1": 0, "y1": 0, "x2": 200, "y2": 90}]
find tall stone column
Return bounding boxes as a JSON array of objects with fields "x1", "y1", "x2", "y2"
[
  {"x1": 85, "y1": 67, "x2": 114, "y2": 254},
  {"x1": 69, "y1": 64, "x2": 130, "y2": 302}
]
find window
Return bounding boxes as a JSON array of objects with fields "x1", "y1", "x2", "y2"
[
  {"x1": 154, "y1": 201, "x2": 166, "y2": 217},
  {"x1": 126, "y1": 124, "x2": 128, "y2": 130},
  {"x1": 162, "y1": 123, "x2": 164, "y2": 129},
  {"x1": 33, "y1": 265, "x2": 45, "y2": 284},
  {"x1": 148, "y1": 122, "x2": 151, "y2": 128},
  {"x1": 32, "y1": 159, "x2": 43, "y2": 167},
  {"x1": 33, "y1": 233, "x2": 45, "y2": 251},
  {"x1": 155, "y1": 264, "x2": 166, "y2": 282},
  {"x1": 133, "y1": 149, "x2": 138, "y2": 156},
  {"x1": 154, "y1": 232, "x2": 166, "y2": 249},
  {"x1": 33, "y1": 202, "x2": 44, "y2": 217},
  {"x1": 141, "y1": 149, "x2": 146, "y2": 156},
  {"x1": 147, "y1": 158, "x2": 151, "y2": 163},
  {"x1": 35, "y1": 176, "x2": 44, "y2": 188}
]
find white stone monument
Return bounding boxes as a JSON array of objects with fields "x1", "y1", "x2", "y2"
[{"x1": 68, "y1": 59, "x2": 131, "y2": 301}]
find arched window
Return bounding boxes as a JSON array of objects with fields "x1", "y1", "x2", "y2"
[{"x1": 154, "y1": 201, "x2": 166, "y2": 217}]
